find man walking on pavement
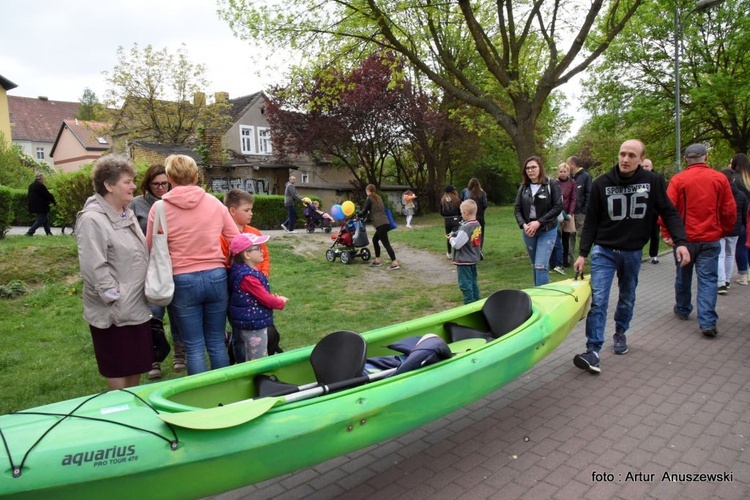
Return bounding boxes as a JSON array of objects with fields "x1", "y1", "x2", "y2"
[
  {"x1": 26, "y1": 173, "x2": 56, "y2": 236},
  {"x1": 280, "y1": 175, "x2": 303, "y2": 233},
  {"x1": 573, "y1": 139, "x2": 690, "y2": 374},
  {"x1": 568, "y1": 156, "x2": 591, "y2": 266},
  {"x1": 663, "y1": 144, "x2": 736, "y2": 338}
]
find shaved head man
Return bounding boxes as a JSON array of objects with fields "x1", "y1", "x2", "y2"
[{"x1": 572, "y1": 139, "x2": 690, "y2": 374}]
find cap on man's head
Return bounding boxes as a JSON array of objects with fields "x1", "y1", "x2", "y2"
[
  {"x1": 229, "y1": 233, "x2": 270, "y2": 255},
  {"x1": 35, "y1": 173, "x2": 44, "y2": 180},
  {"x1": 684, "y1": 144, "x2": 708, "y2": 159}
]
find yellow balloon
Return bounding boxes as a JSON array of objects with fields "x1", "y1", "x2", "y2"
[{"x1": 342, "y1": 200, "x2": 355, "y2": 216}]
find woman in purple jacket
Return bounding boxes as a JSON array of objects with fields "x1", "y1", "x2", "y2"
[{"x1": 557, "y1": 163, "x2": 578, "y2": 267}]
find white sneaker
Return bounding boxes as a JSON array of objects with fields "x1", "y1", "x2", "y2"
[
  {"x1": 288, "y1": 230, "x2": 297, "y2": 234},
  {"x1": 553, "y1": 266, "x2": 566, "y2": 275},
  {"x1": 280, "y1": 223, "x2": 289, "y2": 232}
]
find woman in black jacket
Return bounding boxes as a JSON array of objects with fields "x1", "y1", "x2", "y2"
[
  {"x1": 440, "y1": 185, "x2": 462, "y2": 258},
  {"x1": 513, "y1": 156, "x2": 563, "y2": 286}
]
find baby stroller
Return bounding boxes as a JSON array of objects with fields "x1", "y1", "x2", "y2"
[
  {"x1": 302, "y1": 199, "x2": 333, "y2": 233},
  {"x1": 326, "y1": 217, "x2": 371, "y2": 264}
]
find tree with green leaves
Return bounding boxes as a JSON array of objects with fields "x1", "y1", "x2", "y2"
[
  {"x1": 103, "y1": 43, "x2": 214, "y2": 144},
  {"x1": 220, "y1": 0, "x2": 644, "y2": 166},
  {"x1": 76, "y1": 88, "x2": 106, "y2": 122},
  {"x1": 582, "y1": 0, "x2": 750, "y2": 170}
]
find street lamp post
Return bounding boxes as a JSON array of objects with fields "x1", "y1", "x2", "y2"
[{"x1": 673, "y1": 0, "x2": 724, "y2": 170}]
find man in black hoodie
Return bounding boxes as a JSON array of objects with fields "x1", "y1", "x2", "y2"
[{"x1": 572, "y1": 139, "x2": 690, "y2": 374}]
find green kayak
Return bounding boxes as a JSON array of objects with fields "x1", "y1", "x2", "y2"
[{"x1": 0, "y1": 278, "x2": 590, "y2": 499}]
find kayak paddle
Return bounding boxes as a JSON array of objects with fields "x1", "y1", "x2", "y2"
[{"x1": 158, "y1": 367, "x2": 398, "y2": 430}]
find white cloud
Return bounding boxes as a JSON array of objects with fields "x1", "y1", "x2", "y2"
[{"x1": 0, "y1": 0, "x2": 291, "y2": 103}]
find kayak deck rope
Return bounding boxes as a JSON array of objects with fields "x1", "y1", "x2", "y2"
[
  {"x1": 537, "y1": 286, "x2": 580, "y2": 302},
  {"x1": 0, "y1": 390, "x2": 179, "y2": 478}
]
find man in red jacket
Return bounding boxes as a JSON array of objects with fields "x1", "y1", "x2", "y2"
[{"x1": 663, "y1": 144, "x2": 736, "y2": 338}]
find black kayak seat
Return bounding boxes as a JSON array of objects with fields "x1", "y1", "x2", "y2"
[
  {"x1": 444, "y1": 289, "x2": 533, "y2": 342},
  {"x1": 255, "y1": 330, "x2": 366, "y2": 398},
  {"x1": 310, "y1": 330, "x2": 367, "y2": 385}
]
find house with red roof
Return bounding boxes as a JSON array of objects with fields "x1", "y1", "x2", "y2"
[
  {"x1": 8, "y1": 96, "x2": 80, "y2": 166},
  {"x1": 50, "y1": 119, "x2": 112, "y2": 172}
]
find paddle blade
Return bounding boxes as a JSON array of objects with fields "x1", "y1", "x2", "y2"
[{"x1": 158, "y1": 397, "x2": 281, "y2": 430}]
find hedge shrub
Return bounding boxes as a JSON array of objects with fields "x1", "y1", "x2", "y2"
[
  {"x1": 211, "y1": 193, "x2": 315, "y2": 231},
  {"x1": 48, "y1": 166, "x2": 95, "y2": 230},
  {"x1": 0, "y1": 186, "x2": 12, "y2": 237}
]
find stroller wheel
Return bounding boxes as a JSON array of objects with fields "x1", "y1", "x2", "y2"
[
  {"x1": 307, "y1": 226, "x2": 315, "y2": 233},
  {"x1": 325, "y1": 226, "x2": 332, "y2": 233},
  {"x1": 340, "y1": 250, "x2": 353, "y2": 264},
  {"x1": 325, "y1": 249, "x2": 336, "y2": 262},
  {"x1": 360, "y1": 248, "x2": 371, "y2": 261}
]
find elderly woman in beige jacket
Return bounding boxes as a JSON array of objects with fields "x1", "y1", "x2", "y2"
[{"x1": 76, "y1": 155, "x2": 152, "y2": 390}]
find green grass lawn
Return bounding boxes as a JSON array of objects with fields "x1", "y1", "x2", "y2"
[{"x1": 0, "y1": 206, "x2": 578, "y2": 414}]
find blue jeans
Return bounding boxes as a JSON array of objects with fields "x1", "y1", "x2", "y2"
[
  {"x1": 521, "y1": 226, "x2": 557, "y2": 286},
  {"x1": 457, "y1": 264, "x2": 480, "y2": 304},
  {"x1": 549, "y1": 227, "x2": 563, "y2": 268},
  {"x1": 283, "y1": 205, "x2": 298, "y2": 231},
  {"x1": 171, "y1": 267, "x2": 230, "y2": 375},
  {"x1": 735, "y1": 225, "x2": 748, "y2": 275},
  {"x1": 27, "y1": 212, "x2": 51, "y2": 235},
  {"x1": 674, "y1": 242, "x2": 720, "y2": 331},
  {"x1": 584, "y1": 245, "x2": 642, "y2": 353}
]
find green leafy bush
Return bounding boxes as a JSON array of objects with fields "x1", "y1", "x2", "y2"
[
  {"x1": 209, "y1": 193, "x2": 304, "y2": 230},
  {"x1": 0, "y1": 280, "x2": 27, "y2": 299},
  {"x1": 7, "y1": 188, "x2": 34, "y2": 226},
  {"x1": 0, "y1": 186, "x2": 12, "y2": 238},
  {"x1": 48, "y1": 166, "x2": 95, "y2": 230},
  {"x1": 0, "y1": 134, "x2": 37, "y2": 189}
]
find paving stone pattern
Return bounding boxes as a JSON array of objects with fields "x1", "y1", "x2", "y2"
[{"x1": 213, "y1": 258, "x2": 750, "y2": 500}]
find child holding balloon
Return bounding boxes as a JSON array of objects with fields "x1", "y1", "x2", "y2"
[{"x1": 228, "y1": 233, "x2": 288, "y2": 362}]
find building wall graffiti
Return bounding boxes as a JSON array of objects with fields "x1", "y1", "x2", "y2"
[{"x1": 209, "y1": 177, "x2": 270, "y2": 195}]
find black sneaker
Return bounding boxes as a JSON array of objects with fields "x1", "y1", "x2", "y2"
[
  {"x1": 651, "y1": 256, "x2": 659, "y2": 264},
  {"x1": 613, "y1": 330, "x2": 628, "y2": 355},
  {"x1": 718, "y1": 285, "x2": 728, "y2": 295},
  {"x1": 673, "y1": 308, "x2": 689, "y2": 321},
  {"x1": 573, "y1": 350, "x2": 601, "y2": 374},
  {"x1": 702, "y1": 328, "x2": 718, "y2": 338}
]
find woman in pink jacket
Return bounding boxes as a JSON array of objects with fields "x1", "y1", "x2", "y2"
[{"x1": 146, "y1": 155, "x2": 239, "y2": 375}]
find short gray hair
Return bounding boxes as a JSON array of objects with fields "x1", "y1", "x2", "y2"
[{"x1": 92, "y1": 155, "x2": 135, "y2": 196}]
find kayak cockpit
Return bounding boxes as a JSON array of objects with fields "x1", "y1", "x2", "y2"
[{"x1": 148, "y1": 289, "x2": 535, "y2": 420}]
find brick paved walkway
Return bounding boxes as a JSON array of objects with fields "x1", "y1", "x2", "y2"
[{"x1": 214, "y1": 258, "x2": 750, "y2": 500}]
